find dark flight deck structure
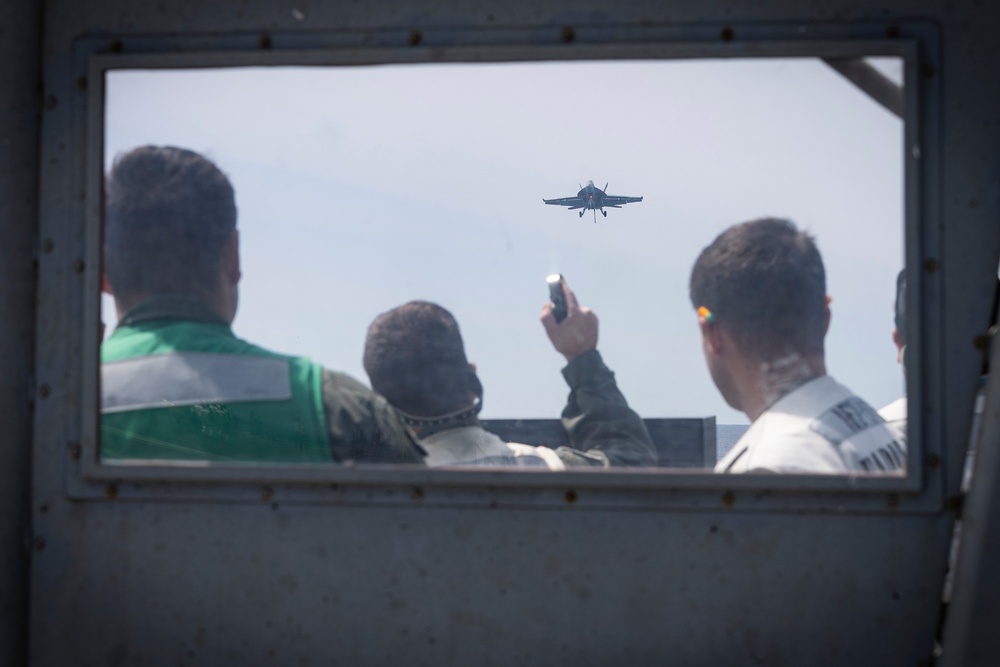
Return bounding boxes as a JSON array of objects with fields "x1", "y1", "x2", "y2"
[{"x1": 543, "y1": 180, "x2": 643, "y2": 222}]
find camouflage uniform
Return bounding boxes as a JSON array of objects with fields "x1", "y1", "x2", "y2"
[{"x1": 414, "y1": 350, "x2": 656, "y2": 468}]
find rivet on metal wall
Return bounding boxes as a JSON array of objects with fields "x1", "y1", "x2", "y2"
[
  {"x1": 73, "y1": 259, "x2": 85, "y2": 273},
  {"x1": 43, "y1": 96, "x2": 58, "y2": 110},
  {"x1": 411, "y1": 487, "x2": 424, "y2": 501},
  {"x1": 886, "y1": 493, "x2": 900, "y2": 509},
  {"x1": 38, "y1": 384, "x2": 50, "y2": 398},
  {"x1": 923, "y1": 65, "x2": 936, "y2": 78},
  {"x1": 923, "y1": 258, "x2": 938, "y2": 273},
  {"x1": 885, "y1": 25, "x2": 901, "y2": 39},
  {"x1": 42, "y1": 239, "x2": 54, "y2": 253},
  {"x1": 722, "y1": 491, "x2": 735, "y2": 508},
  {"x1": 408, "y1": 31, "x2": 423, "y2": 46},
  {"x1": 105, "y1": 484, "x2": 119, "y2": 500},
  {"x1": 34, "y1": 538, "x2": 46, "y2": 552},
  {"x1": 564, "y1": 489, "x2": 577, "y2": 504},
  {"x1": 261, "y1": 486, "x2": 274, "y2": 502},
  {"x1": 974, "y1": 334, "x2": 990, "y2": 351},
  {"x1": 561, "y1": 27, "x2": 575, "y2": 43},
  {"x1": 259, "y1": 33, "x2": 273, "y2": 49},
  {"x1": 927, "y1": 453, "x2": 941, "y2": 469},
  {"x1": 110, "y1": 39, "x2": 124, "y2": 53},
  {"x1": 720, "y1": 26, "x2": 735, "y2": 42},
  {"x1": 69, "y1": 443, "x2": 81, "y2": 460},
  {"x1": 75, "y1": 77, "x2": 88, "y2": 92}
]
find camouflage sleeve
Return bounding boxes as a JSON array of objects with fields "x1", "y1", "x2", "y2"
[
  {"x1": 321, "y1": 370, "x2": 427, "y2": 464},
  {"x1": 560, "y1": 350, "x2": 657, "y2": 467}
]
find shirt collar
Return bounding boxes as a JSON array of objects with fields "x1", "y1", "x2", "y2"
[
  {"x1": 411, "y1": 413, "x2": 483, "y2": 439},
  {"x1": 418, "y1": 424, "x2": 510, "y2": 466},
  {"x1": 117, "y1": 295, "x2": 228, "y2": 328}
]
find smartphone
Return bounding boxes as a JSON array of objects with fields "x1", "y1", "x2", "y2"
[{"x1": 547, "y1": 273, "x2": 567, "y2": 323}]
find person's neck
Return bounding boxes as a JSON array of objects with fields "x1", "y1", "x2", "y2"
[
  {"x1": 116, "y1": 291, "x2": 231, "y2": 324},
  {"x1": 738, "y1": 353, "x2": 826, "y2": 422}
]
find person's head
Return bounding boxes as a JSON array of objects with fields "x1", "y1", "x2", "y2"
[
  {"x1": 103, "y1": 145, "x2": 240, "y2": 322},
  {"x1": 892, "y1": 269, "x2": 907, "y2": 366},
  {"x1": 689, "y1": 218, "x2": 830, "y2": 412},
  {"x1": 363, "y1": 301, "x2": 480, "y2": 418}
]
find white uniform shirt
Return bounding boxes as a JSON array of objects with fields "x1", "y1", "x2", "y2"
[
  {"x1": 715, "y1": 376, "x2": 907, "y2": 474},
  {"x1": 878, "y1": 396, "x2": 908, "y2": 437},
  {"x1": 419, "y1": 425, "x2": 566, "y2": 470}
]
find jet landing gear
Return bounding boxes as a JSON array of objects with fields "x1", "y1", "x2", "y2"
[
  {"x1": 601, "y1": 210, "x2": 607, "y2": 217},
  {"x1": 579, "y1": 211, "x2": 584, "y2": 218}
]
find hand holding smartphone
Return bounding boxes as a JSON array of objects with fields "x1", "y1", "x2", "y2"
[
  {"x1": 547, "y1": 273, "x2": 567, "y2": 323},
  {"x1": 541, "y1": 274, "x2": 598, "y2": 362}
]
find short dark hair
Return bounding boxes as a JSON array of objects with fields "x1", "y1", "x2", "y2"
[
  {"x1": 363, "y1": 301, "x2": 476, "y2": 416},
  {"x1": 104, "y1": 146, "x2": 237, "y2": 302},
  {"x1": 689, "y1": 218, "x2": 827, "y2": 361}
]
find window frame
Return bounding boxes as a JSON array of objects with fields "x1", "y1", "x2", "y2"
[{"x1": 69, "y1": 21, "x2": 941, "y2": 512}]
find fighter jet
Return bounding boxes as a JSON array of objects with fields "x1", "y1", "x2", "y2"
[{"x1": 543, "y1": 181, "x2": 643, "y2": 223}]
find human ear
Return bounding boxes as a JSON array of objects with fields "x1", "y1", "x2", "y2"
[
  {"x1": 700, "y1": 320, "x2": 724, "y2": 355},
  {"x1": 221, "y1": 230, "x2": 241, "y2": 284},
  {"x1": 892, "y1": 328, "x2": 905, "y2": 363}
]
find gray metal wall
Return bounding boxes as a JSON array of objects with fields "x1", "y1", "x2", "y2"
[
  {"x1": 0, "y1": 1, "x2": 41, "y2": 665},
  {"x1": 7, "y1": 0, "x2": 1000, "y2": 665}
]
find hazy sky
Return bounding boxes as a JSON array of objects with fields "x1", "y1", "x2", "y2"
[{"x1": 104, "y1": 58, "x2": 904, "y2": 424}]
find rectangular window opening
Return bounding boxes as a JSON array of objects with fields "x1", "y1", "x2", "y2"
[{"x1": 80, "y1": 39, "x2": 923, "y2": 495}]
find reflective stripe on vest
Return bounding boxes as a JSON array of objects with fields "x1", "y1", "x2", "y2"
[
  {"x1": 100, "y1": 318, "x2": 330, "y2": 462},
  {"x1": 102, "y1": 351, "x2": 291, "y2": 413}
]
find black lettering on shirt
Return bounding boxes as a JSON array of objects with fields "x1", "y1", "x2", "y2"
[
  {"x1": 809, "y1": 397, "x2": 885, "y2": 445},
  {"x1": 856, "y1": 438, "x2": 907, "y2": 472}
]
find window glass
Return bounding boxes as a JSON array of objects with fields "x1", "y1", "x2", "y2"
[{"x1": 101, "y1": 58, "x2": 905, "y2": 472}]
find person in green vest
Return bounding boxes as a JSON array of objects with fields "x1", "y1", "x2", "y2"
[{"x1": 100, "y1": 145, "x2": 425, "y2": 465}]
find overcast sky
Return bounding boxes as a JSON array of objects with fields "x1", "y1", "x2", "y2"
[{"x1": 104, "y1": 57, "x2": 904, "y2": 425}]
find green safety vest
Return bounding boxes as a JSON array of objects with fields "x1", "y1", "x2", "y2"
[{"x1": 101, "y1": 318, "x2": 331, "y2": 463}]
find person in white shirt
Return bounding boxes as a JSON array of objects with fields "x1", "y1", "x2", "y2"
[
  {"x1": 689, "y1": 218, "x2": 906, "y2": 474},
  {"x1": 878, "y1": 270, "x2": 907, "y2": 434}
]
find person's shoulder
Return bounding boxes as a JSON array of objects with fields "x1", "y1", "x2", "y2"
[
  {"x1": 738, "y1": 408, "x2": 848, "y2": 473},
  {"x1": 319, "y1": 368, "x2": 426, "y2": 464},
  {"x1": 879, "y1": 396, "x2": 908, "y2": 423},
  {"x1": 504, "y1": 442, "x2": 567, "y2": 470},
  {"x1": 320, "y1": 368, "x2": 396, "y2": 414},
  {"x1": 776, "y1": 375, "x2": 854, "y2": 412},
  {"x1": 323, "y1": 368, "x2": 378, "y2": 395},
  {"x1": 744, "y1": 422, "x2": 846, "y2": 473},
  {"x1": 747, "y1": 385, "x2": 905, "y2": 474},
  {"x1": 226, "y1": 333, "x2": 305, "y2": 361}
]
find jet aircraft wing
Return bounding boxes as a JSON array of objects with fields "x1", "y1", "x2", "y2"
[
  {"x1": 543, "y1": 197, "x2": 584, "y2": 209},
  {"x1": 602, "y1": 195, "x2": 643, "y2": 206}
]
